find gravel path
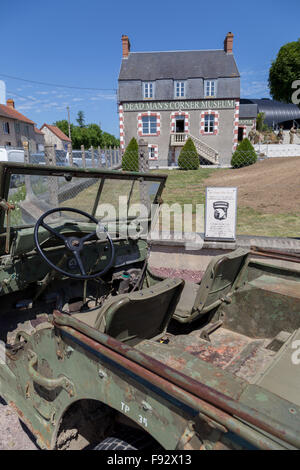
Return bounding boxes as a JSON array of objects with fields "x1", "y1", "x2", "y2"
[
  {"x1": 0, "y1": 398, "x2": 38, "y2": 450},
  {"x1": 151, "y1": 267, "x2": 204, "y2": 283}
]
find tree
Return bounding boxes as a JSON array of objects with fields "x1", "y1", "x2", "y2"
[
  {"x1": 231, "y1": 138, "x2": 257, "y2": 168},
  {"x1": 101, "y1": 132, "x2": 120, "y2": 148},
  {"x1": 178, "y1": 138, "x2": 199, "y2": 170},
  {"x1": 54, "y1": 119, "x2": 119, "y2": 150},
  {"x1": 269, "y1": 39, "x2": 300, "y2": 103},
  {"x1": 122, "y1": 138, "x2": 139, "y2": 171},
  {"x1": 256, "y1": 112, "x2": 269, "y2": 132},
  {"x1": 53, "y1": 120, "x2": 70, "y2": 138},
  {"x1": 76, "y1": 110, "x2": 85, "y2": 128}
]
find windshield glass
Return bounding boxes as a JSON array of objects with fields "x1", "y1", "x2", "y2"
[{"x1": 7, "y1": 171, "x2": 162, "y2": 228}]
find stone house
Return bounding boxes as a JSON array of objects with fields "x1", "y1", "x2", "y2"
[
  {"x1": 118, "y1": 33, "x2": 241, "y2": 167},
  {"x1": 40, "y1": 124, "x2": 71, "y2": 151},
  {"x1": 0, "y1": 99, "x2": 43, "y2": 152}
]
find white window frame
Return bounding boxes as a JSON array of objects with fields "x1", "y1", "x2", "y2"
[
  {"x1": 204, "y1": 80, "x2": 217, "y2": 97},
  {"x1": 142, "y1": 115, "x2": 157, "y2": 135},
  {"x1": 143, "y1": 82, "x2": 154, "y2": 99},
  {"x1": 204, "y1": 114, "x2": 215, "y2": 133},
  {"x1": 148, "y1": 145, "x2": 158, "y2": 160},
  {"x1": 174, "y1": 81, "x2": 186, "y2": 98}
]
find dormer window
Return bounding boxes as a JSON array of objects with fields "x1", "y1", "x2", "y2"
[
  {"x1": 204, "y1": 80, "x2": 217, "y2": 97},
  {"x1": 143, "y1": 82, "x2": 154, "y2": 99},
  {"x1": 174, "y1": 81, "x2": 186, "y2": 98}
]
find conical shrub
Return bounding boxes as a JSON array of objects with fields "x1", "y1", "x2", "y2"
[
  {"x1": 178, "y1": 138, "x2": 199, "y2": 170},
  {"x1": 231, "y1": 138, "x2": 257, "y2": 168},
  {"x1": 122, "y1": 138, "x2": 139, "y2": 171}
]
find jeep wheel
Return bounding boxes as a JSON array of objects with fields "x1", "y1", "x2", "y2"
[{"x1": 92, "y1": 426, "x2": 159, "y2": 451}]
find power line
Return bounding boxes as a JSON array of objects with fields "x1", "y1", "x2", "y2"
[
  {"x1": 7, "y1": 90, "x2": 38, "y2": 102},
  {"x1": 0, "y1": 73, "x2": 117, "y2": 92}
]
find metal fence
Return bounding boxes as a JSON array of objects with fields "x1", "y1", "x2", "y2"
[{"x1": 25, "y1": 143, "x2": 122, "y2": 170}]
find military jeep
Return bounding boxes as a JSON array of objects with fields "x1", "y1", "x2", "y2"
[{"x1": 0, "y1": 162, "x2": 299, "y2": 450}]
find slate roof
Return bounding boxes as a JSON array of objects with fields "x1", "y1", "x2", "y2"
[
  {"x1": 239, "y1": 102, "x2": 258, "y2": 118},
  {"x1": 0, "y1": 103, "x2": 35, "y2": 124},
  {"x1": 119, "y1": 50, "x2": 240, "y2": 81},
  {"x1": 40, "y1": 124, "x2": 71, "y2": 142}
]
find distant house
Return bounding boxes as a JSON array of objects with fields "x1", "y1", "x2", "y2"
[
  {"x1": 0, "y1": 99, "x2": 44, "y2": 151},
  {"x1": 40, "y1": 124, "x2": 71, "y2": 151},
  {"x1": 34, "y1": 127, "x2": 45, "y2": 152}
]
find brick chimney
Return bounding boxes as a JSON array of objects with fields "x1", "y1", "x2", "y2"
[
  {"x1": 224, "y1": 32, "x2": 234, "y2": 54},
  {"x1": 6, "y1": 98, "x2": 15, "y2": 109},
  {"x1": 122, "y1": 35, "x2": 131, "y2": 58}
]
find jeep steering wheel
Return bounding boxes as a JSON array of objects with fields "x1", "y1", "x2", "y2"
[{"x1": 34, "y1": 207, "x2": 115, "y2": 280}]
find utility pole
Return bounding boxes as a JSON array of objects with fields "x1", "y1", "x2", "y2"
[{"x1": 66, "y1": 106, "x2": 71, "y2": 140}]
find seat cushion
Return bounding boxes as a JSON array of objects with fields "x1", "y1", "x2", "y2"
[{"x1": 172, "y1": 281, "x2": 199, "y2": 320}]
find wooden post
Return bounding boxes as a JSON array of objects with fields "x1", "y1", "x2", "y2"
[
  {"x1": 81, "y1": 145, "x2": 86, "y2": 168},
  {"x1": 67, "y1": 143, "x2": 73, "y2": 166},
  {"x1": 44, "y1": 144, "x2": 57, "y2": 166},
  {"x1": 104, "y1": 147, "x2": 108, "y2": 168},
  {"x1": 97, "y1": 146, "x2": 102, "y2": 167},
  {"x1": 44, "y1": 144, "x2": 58, "y2": 206},
  {"x1": 91, "y1": 146, "x2": 95, "y2": 168},
  {"x1": 23, "y1": 140, "x2": 30, "y2": 163},
  {"x1": 23, "y1": 141, "x2": 34, "y2": 199},
  {"x1": 109, "y1": 146, "x2": 112, "y2": 168}
]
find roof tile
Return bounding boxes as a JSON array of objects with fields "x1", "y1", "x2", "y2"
[{"x1": 40, "y1": 124, "x2": 71, "y2": 142}]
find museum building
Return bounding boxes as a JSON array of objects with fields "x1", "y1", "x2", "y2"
[{"x1": 118, "y1": 33, "x2": 241, "y2": 167}]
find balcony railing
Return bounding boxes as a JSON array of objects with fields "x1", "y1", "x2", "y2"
[
  {"x1": 170, "y1": 133, "x2": 188, "y2": 146},
  {"x1": 170, "y1": 132, "x2": 219, "y2": 164}
]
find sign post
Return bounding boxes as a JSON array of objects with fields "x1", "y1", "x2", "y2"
[{"x1": 204, "y1": 187, "x2": 237, "y2": 241}]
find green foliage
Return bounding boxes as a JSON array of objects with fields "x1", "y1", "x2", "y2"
[
  {"x1": 76, "y1": 110, "x2": 85, "y2": 128},
  {"x1": 54, "y1": 120, "x2": 70, "y2": 137},
  {"x1": 122, "y1": 138, "x2": 139, "y2": 171},
  {"x1": 101, "y1": 132, "x2": 120, "y2": 148},
  {"x1": 256, "y1": 112, "x2": 269, "y2": 132},
  {"x1": 178, "y1": 138, "x2": 199, "y2": 170},
  {"x1": 54, "y1": 119, "x2": 120, "y2": 150},
  {"x1": 231, "y1": 138, "x2": 257, "y2": 168},
  {"x1": 268, "y1": 39, "x2": 300, "y2": 103}
]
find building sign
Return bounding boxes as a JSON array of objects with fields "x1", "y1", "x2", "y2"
[
  {"x1": 204, "y1": 187, "x2": 237, "y2": 241},
  {"x1": 123, "y1": 99, "x2": 235, "y2": 112},
  {"x1": 239, "y1": 119, "x2": 254, "y2": 126}
]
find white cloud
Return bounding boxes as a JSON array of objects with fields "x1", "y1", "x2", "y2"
[
  {"x1": 240, "y1": 68, "x2": 270, "y2": 97},
  {"x1": 90, "y1": 93, "x2": 116, "y2": 101}
]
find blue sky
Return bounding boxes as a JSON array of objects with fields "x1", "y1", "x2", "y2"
[{"x1": 1, "y1": 0, "x2": 299, "y2": 137}]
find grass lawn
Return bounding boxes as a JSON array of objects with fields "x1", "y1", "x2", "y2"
[{"x1": 152, "y1": 169, "x2": 300, "y2": 238}]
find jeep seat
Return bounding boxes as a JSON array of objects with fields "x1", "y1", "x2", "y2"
[
  {"x1": 173, "y1": 248, "x2": 250, "y2": 323},
  {"x1": 92, "y1": 278, "x2": 184, "y2": 345}
]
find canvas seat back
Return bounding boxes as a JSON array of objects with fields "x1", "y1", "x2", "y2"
[
  {"x1": 94, "y1": 278, "x2": 184, "y2": 345},
  {"x1": 173, "y1": 248, "x2": 250, "y2": 323}
]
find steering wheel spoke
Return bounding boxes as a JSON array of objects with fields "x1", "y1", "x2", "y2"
[
  {"x1": 73, "y1": 251, "x2": 86, "y2": 276},
  {"x1": 81, "y1": 230, "x2": 97, "y2": 243},
  {"x1": 41, "y1": 221, "x2": 66, "y2": 242},
  {"x1": 34, "y1": 207, "x2": 115, "y2": 280}
]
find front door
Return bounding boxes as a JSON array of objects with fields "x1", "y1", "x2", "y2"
[{"x1": 175, "y1": 118, "x2": 185, "y2": 133}]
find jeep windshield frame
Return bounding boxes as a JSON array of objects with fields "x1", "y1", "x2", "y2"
[{"x1": 0, "y1": 162, "x2": 167, "y2": 233}]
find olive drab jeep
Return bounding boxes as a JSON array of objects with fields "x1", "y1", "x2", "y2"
[{"x1": 0, "y1": 162, "x2": 300, "y2": 450}]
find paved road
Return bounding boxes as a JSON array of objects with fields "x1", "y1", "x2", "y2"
[{"x1": 0, "y1": 398, "x2": 38, "y2": 450}]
